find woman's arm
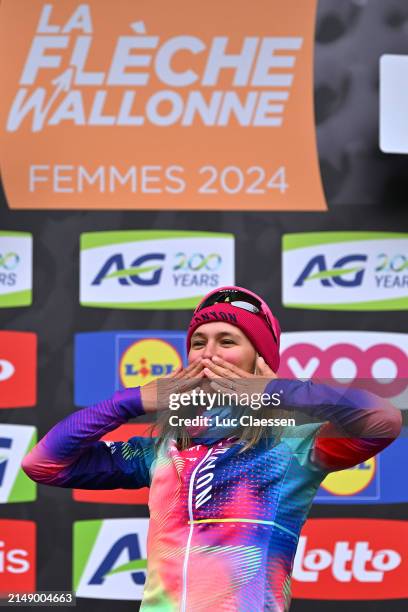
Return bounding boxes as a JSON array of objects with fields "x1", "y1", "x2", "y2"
[
  {"x1": 265, "y1": 379, "x2": 402, "y2": 471},
  {"x1": 21, "y1": 387, "x2": 154, "y2": 489}
]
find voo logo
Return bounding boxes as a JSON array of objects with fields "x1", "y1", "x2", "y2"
[
  {"x1": 0, "y1": 360, "x2": 15, "y2": 383},
  {"x1": 279, "y1": 343, "x2": 407, "y2": 397}
]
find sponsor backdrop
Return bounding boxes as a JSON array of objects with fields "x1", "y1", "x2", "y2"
[{"x1": 0, "y1": 1, "x2": 407, "y2": 612}]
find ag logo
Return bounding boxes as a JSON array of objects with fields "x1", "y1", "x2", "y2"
[
  {"x1": 294, "y1": 254, "x2": 367, "y2": 287},
  {"x1": 282, "y1": 232, "x2": 408, "y2": 310},
  {"x1": 0, "y1": 425, "x2": 37, "y2": 503},
  {"x1": 0, "y1": 231, "x2": 32, "y2": 307},
  {"x1": 92, "y1": 253, "x2": 165, "y2": 286},
  {"x1": 73, "y1": 518, "x2": 148, "y2": 600},
  {"x1": 80, "y1": 230, "x2": 234, "y2": 309},
  {"x1": 120, "y1": 338, "x2": 182, "y2": 388}
]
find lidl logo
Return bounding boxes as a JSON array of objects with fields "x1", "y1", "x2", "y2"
[
  {"x1": 293, "y1": 519, "x2": 408, "y2": 600},
  {"x1": 120, "y1": 339, "x2": 181, "y2": 388},
  {"x1": 0, "y1": 232, "x2": 32, "y2": 307},
  {"x1": 73, "y1": 519, "x2": 148, "y2": 600},
  {"x1": 73, "y1": 424, "x2": 150, "y2": 505},
  {"x1": 282, "y1": 232, "x2": 408, "y2": 310},
  {"x1": 320, "y1": 458, "x2": 377, "y2": 498},
  {"x1": 74, "y1": 330, "x2": 186, "y2": 406},
  {"x1": 279, "y1": 331, "x2": 408, "y2": 409},
  {"x1": 80, "y1": 231, "x2": 234, "y2": 308},
  {"x1": 314, "y1": 429, "x2": 408, "y2": 504},
  {"x1": 0, "y1": 425, "x2": 37, "y2": 503},
  {"x1": 0, "y1": 520, "x2": 36, "y2": 594},
  {"x1": 0, "y1": 331, "x2": 37, "y2": 409}
]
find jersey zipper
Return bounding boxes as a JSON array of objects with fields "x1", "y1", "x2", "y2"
[{"x1": 180, "y1": 447, "x2": 213, "y2": 612}]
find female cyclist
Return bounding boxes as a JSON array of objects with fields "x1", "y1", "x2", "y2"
[{"x1": 22, "y1": 286, "x2": 402, "y2": 611}]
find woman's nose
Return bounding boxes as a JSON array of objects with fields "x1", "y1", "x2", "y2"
[{"x1": 202, "y1": 343, "x2": 214, "y2": 359}]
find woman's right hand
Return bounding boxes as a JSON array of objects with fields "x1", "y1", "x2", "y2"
[{"x1": 140, "y1": 359, "x2": 205, "y2": 413}]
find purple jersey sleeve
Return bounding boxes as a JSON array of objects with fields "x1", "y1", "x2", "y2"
[
  {"x1": 22, "y1": 387, "x2": 156, "y2": 489},
  {"x1": 265, "y1": 379, "x2": 402, "y2": 471}
]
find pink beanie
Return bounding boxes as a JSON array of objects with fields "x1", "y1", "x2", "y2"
[{"x1": 187, "y1": 287, "x2": 281, "y2": 372}]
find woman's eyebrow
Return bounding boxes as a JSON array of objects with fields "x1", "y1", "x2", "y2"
[
  {"x1": 216, "y1": 331, "x2": 240, "y2": 339},
  {"x1": 191, "y1": 332, "x2": 206, "y2": 340},
  {"x1": 192, "y1": 331, "x2": 240, "y2": 340}
]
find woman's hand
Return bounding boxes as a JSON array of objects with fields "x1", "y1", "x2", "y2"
[
  {"x1": 140, "y1": 358, "x2": 205, "y2": 412},
  {"x1": 202, "y1": 355, "x2": 277, "y2": 404}
]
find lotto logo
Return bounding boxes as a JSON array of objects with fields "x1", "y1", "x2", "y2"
[
  {"x1": 0, "y1": 332, "x2": 37, "y2": 409},
  {"x1": 292, "y1": 519, "x2": 408, "y2": 600}
]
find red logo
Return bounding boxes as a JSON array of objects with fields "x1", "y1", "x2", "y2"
[
  {"x1": 0, "y1": 331, "x2": 37, "y2": 408},
  {"x1": 292, "y1": 519, "x2": 408, "y2": 600},
  {"x1": 73, "y1": 424, "x2": 153, "y2": 504},
  {"x1": 279, "y1": 337, "x2": 408, "y2": 398},
  {"x1": 0, "y1": 520, "x2": 36, "y2": 595}
]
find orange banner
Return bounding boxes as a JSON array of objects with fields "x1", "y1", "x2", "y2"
[{"x1": 0, "y1": 0, "x2": 326, "y2": 211}]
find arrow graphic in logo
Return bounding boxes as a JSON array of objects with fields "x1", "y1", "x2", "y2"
[
  {"x1": 305, "y1": 267, "x2": 364, "y2": 282},
  {"x1": 7, "y1": 67, "x2": 75, "y2": 133}
]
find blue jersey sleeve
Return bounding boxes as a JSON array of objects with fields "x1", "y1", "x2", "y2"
[{"x1": 22, "y1": 387, "x2": 156, "y2": 489}]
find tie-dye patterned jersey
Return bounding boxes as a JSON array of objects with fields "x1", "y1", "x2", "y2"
[{"x1": 22, "y1": 380, "x2": 401, "y2": 611}]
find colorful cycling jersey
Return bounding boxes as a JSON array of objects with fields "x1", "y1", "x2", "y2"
[{"x1": 22, "y1": 380, "x2": 401, "y2": 611}]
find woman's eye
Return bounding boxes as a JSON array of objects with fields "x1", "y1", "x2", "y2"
[
  {"x1": 192, "y1": 342, "x2": 204, "y2": 348},
  {"x1": 221, "y1": 339, "x2": 235, "y2": 345}
]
